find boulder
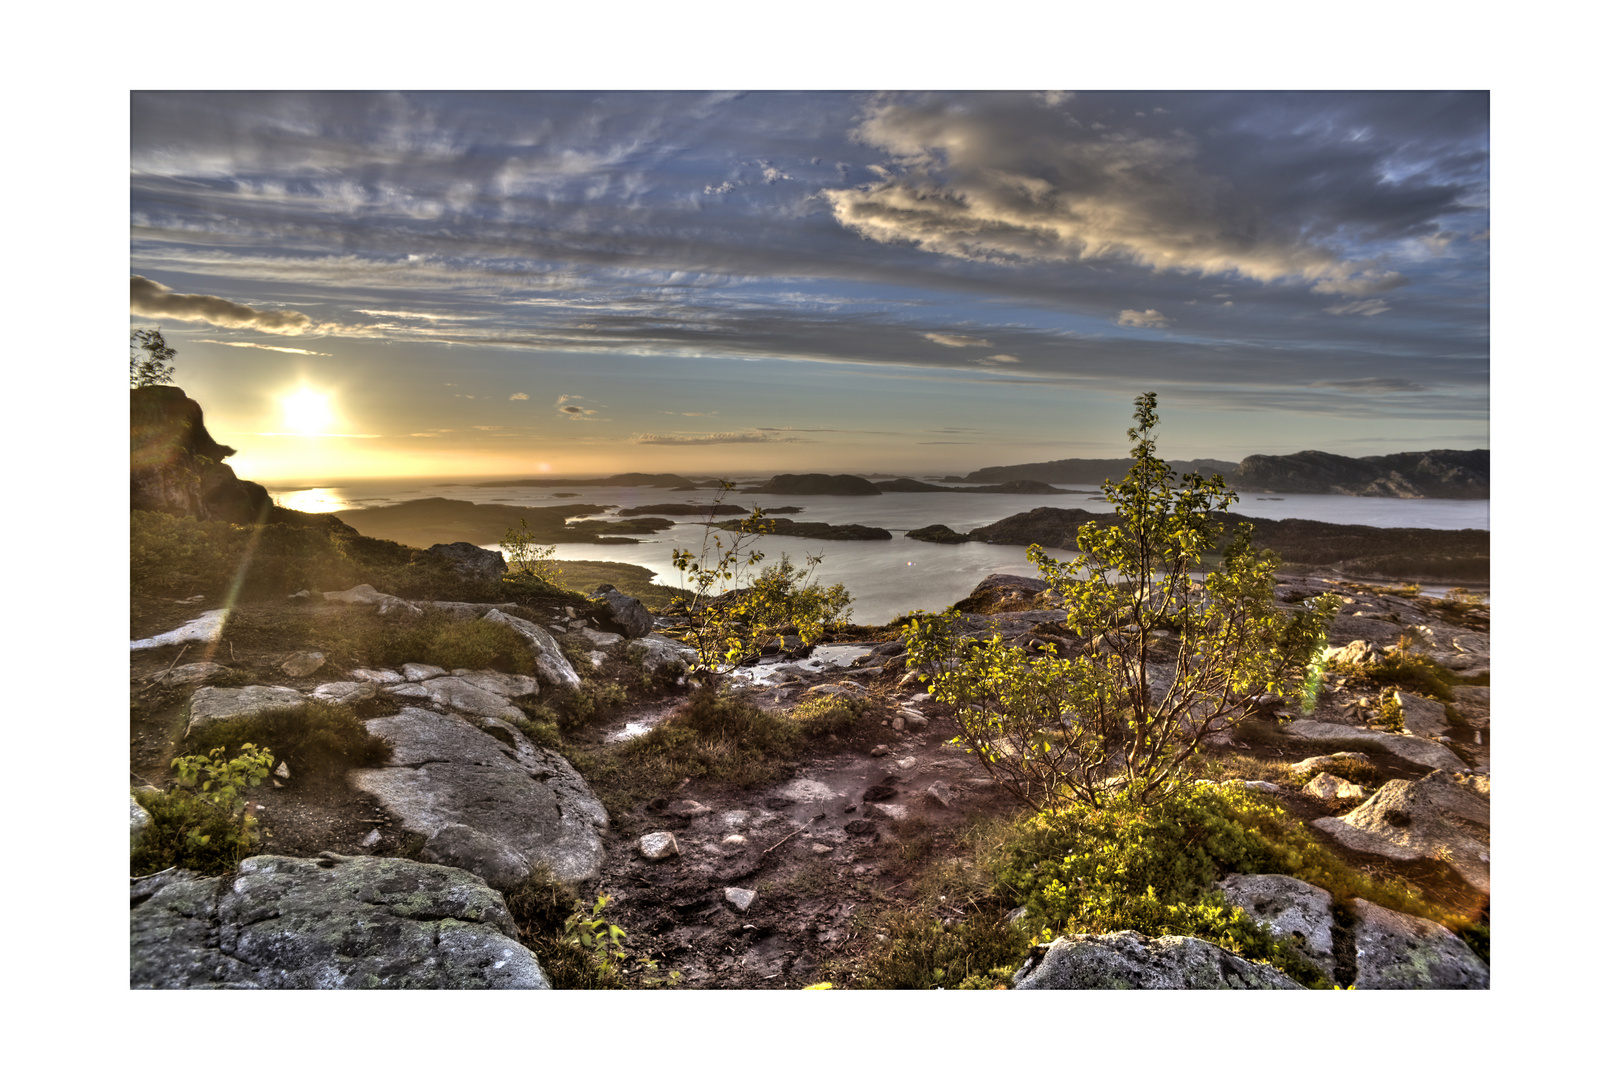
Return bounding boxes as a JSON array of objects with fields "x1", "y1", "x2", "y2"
[
  {"x1": 1304, "y1": 773, "x2": 1367, "y2": 801},
  {"x1": 349, "y1": 707, "x2": 606, "y2": 888},
  {"x1": 1349, "y1": 899, "x2": 1488, "y2": 989},
  {"x1": 1283, "y1": 720, "x2": 1468, "y2": 772},
  {"x1": 589, "y1": 585, "x2": 654, "y2": 638},
  {"x1": 185, "y1": 685, "x2": 307, "y2": 738},
  {"x1": 639, "y1": 832, "x2": 679, "y2": 860},
  {"x1": 130, "y1": 794, "x2": 153, "y2": 845},
  {"x1": 426, "y1": 541, "x2": 508, "y2": 581},
  {"x1": 130, "y1": 609, "x2": 228, "y2": 651},
  {"x1": 129, "y1": 855, "x2": 549, "y2": 989},
  {"x1": 324, "y1": 584, "x2": 390, "y2": 605},
  {"x1": 154, "y1": 661, "x2": 233, "y2": 687},
  {"x1": 1013, "y1": 931, "x2": 1303, "y2": 989},
  {"x1": 281, "y1": 651, "x2": 326, "y2": 678},
  {"x1": 1310, "y1": 771, "x2": 1490, "y2": 892},
  {"x1": 951, "y1": 574, "x2": 1056, "y2": 615},
  {"x1": 1393, "y1": 690, "x2": 1450, "y2": 738},
  {"x1": 482, "y1": 610, "x2": 582, "y2": 691},
  {"x1": 1214, "y1": 874, "x2": 1335, "y2": 973},
  {"x1": 1322, "y1": 640, "x2": 1379, "y2": 668},
  {"x1": 402, "y1": 663, "x2": 447, "y2": 681},
  {"x1": 581, "y1": 627, "x2": 624, "y2": 648}
]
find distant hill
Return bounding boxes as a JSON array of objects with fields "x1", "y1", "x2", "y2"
[
  {"x1": 953, "y1": 458, "x2": 1240, "y2": 486},
  {"x1": 1233, "y1": 450, "x2": 1488, "y2": 499},
  {"x1": 954, "y1": 450, "x2": 1487, "y2": 499},
  {"x1": 744, "y1": 474, "x2": 884, "y2": 496},
  {"x1": 471, "y1": 473, "x2": 694, "y2": 489}
]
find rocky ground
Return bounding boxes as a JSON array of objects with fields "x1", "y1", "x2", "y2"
[{"x1": 129, "y1": 568, "x2": 1490, "y2": 990}]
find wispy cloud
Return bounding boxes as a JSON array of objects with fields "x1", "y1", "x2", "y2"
[
  {"x1": 200, "y1": 339, "x2": 332, "y2": 356},
  {"x1": 1117, "y1": 309, "x2": 1169, "y2": 328},
  {"x1": 923, "y1": 332, "x2": 993, "y2": 348},
  {"x1": 556, "y1": 394, "x2": 601, "y2": 420},
  {"x1": 1311, "y1": 377, "x2": 1429, "y2": 394},
  {"x1": 509, "y1": 392, "x2": 529, "y2": 400},
  {"x1": 131, "y1": 276, "x2": 314, "y2": 334},
  {"x1": 633, "y1": 430, "x2": 806, "y2": 445},
  {"x1": 1323, "y1": 299, "x2": 1392, "y2": 317}
]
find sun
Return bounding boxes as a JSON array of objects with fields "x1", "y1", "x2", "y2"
[{"x1": 282, "y1": 388, "x2": 333, "y2": 434}]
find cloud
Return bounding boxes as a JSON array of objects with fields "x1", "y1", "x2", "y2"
[
  {"x1": 1323, "y1": 299, "x2": 1391, "y2": 317},
  {"x1": 509, "y1": 392, "x2": 529, "y2": 400},
  {"x1": 633, "y1": 430, "x2": 806, "y2": 445},
  {"x1": 555, "y1": 394, "x2": 601, "y2": 420},
  {"x1": 974, "y1": 354, "x2": 1020, "y2": 365},
  {"x1": 704, "y1": 181, "x2": 737, "y2": 195},
  {"x1": 131, "y1": 275, "x2": 314, "y2": 334},
  {"x1": 1037, "y1": 91, "x2": 1073, "y2": 108},
  {"x1": 822, "y1": 98, "x2": 1417, "y2": 295},
  {"x1": 1311, "y1": 377, "x2": 1429, "y2": 393},
  {"x1": 1118, "y1": 309, "x2": 1169, "y2": 328},
  {"x1": 199, "y1": 340, "x2": 331, "y2": 356},
  {"x1": 923, "y1": 332, "x2": 993, "y2": 348}
]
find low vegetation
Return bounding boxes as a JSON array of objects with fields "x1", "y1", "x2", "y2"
[{"x1": 182, "y1": 701, "x2": 391, "y2": 782}]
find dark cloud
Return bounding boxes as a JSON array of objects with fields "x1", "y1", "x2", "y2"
[{"x1": 131, "y1": 276, "x2": 314, "y2": 334}]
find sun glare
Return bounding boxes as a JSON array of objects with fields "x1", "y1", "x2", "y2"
[{"x1": 282, "y1": 388, "x2": 333, "y2": 434}]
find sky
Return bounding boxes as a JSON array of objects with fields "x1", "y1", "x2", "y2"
[{"x1": 131, "y1": 90, "x2": 1489, "y2": 483}]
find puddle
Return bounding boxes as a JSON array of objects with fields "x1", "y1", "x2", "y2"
[
  {"x1": 603, "y1": 700, "x2": 684, "y2": 743},
  {"x1": 733, "y1": 644, "x2": 876, "y2": 686}
]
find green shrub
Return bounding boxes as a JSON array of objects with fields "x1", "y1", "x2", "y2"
[
  {"x1": 625, "y1": 687, "x2": 804, "y2": 787},
  {"x1": 853, "y1": 908, "x2": 1025, "y2": 989},
  {"x1": 553, "y1": 679, "x2": 630, "y2": 731},
  {"x1": 184, "y1": 701, "x2": 390, "y2": 781},
  {"x1": 260, "y1": 607, "x2": 538, "y2": 676},
  {"x1": 132, "y1": 788, "x2": 251, "y2": 876},
  {"x1": 790, "y1": 694, "x2": 865, "y2": 739}
]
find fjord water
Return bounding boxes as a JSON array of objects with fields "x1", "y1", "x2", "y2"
[{"x1": 270, "y1": 479, "x2": 1490, "y2": 626}]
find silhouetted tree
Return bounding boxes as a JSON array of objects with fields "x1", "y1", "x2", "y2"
[{"x1": 130, "y1": 328, "x2": 177, "y2": 387}]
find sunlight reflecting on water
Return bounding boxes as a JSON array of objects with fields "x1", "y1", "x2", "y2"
[{"x1": 275, "y1": 488, "x2": 351, "y2": 514}]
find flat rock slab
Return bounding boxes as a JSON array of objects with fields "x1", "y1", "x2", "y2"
[
  {"x1": 311, "y1": 681, "x2": 377, "y2": 706},
  {"x1": 451, "y1": 671, "x2": 540, "y2": 698},
  {"x1": 351, "y1": 667, "x2": 405, "y2": 684},
  {"x1": 186, "y1": 685, "x2": 307, "y2": 738},
  {"x1": 350, "y1": 707, "x2": 606, "y2": 889},
  {"x1": 1312, "y1": 771, "x2": 1490, "y2": 892},
  {"x1": 1350, "y1": 899, "x2": 1488, "y2": 989},
  {"x1": 483, "y1": 610, "x2": 581, "y2": 691},
  {"x1": 388, "y1": 676, "x2": 526, "y2": 722},
  {"x1": 635, "y1": 633, "x2": 699, "y2": 674},
  {"x1": 323, "y1": 584, "x2": 389, "y2": 605},
  {"x1": 1283, "y1": 721, "x2": 1468, "y2": 772},
  {"x1": 131, "y1": 609, "x2": 228, "y2": 650},
  {"x1": 1215, "y1": 874, "x2": 1335, "y2": 974},
  {"x1": 129, "y1": 855, "x2": 549, "y2": 989},
  {"x1": 155, "y1": 661, "x2": 233, "y2": 688},
  {"x1": 402, "y1": 663, "x2": 447, "y2": 681},
  {"x1": 1014, "y1": 931, "x2": 1303, "y2": 989}
]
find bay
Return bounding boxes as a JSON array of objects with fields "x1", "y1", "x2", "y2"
[{"x1": 268, "y1": 477, "x2": 1490, "y2": 625}]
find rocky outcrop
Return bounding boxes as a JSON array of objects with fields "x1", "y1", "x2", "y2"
[
  {"x1": 1013, "y1": 931, "x2": 1303, "y2": 989},
  {"x1": 482, "y1": 610, "x2": 582, "y2": 691},
  {"x1": 129, "y1": 855, "x2": 549, "y2": 989},
  {"x1": 1311, "y1": 771, "x2": 1490, "y2": 892},
  {"x1": 951, "y1": 574, "x2": 1057, "y2": 615},
  {"x1": 633, "y1": 633, "x2": 699, "y2": 674},
  {"x1": 131, "y1": 386, "x2": 356, "y2": 530},
  {"x1": 349, "y1": 707, "x2": 606, "y2": 889},
  {"x1": 1282, "y1": 721, "x2": 1468, "y2": 772}
]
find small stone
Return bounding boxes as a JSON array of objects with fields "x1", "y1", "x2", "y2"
[
  {"x1": 669, "y1": 799, "x2": 711, "y2": 819},
  {"x1": 587, "y1": 651, "x2": 608, "y2": 669},
  {"x1": 724, "y1": 887, "x2": 757, "y2": 913},
  {"x1": 350, "y1": 667, "x2": 405, "y2": 685},
  {"x1": 274, "y1": 761, "x2": 291, "y2": 780},
  {"x1": 925, "y1": 781, "x2": 954, "y2": 808},
  {"x1": 1289, "y1": 752, "x2": 1373, "y2": 775},
  {"x1": 722, "y1": 834, "x2": 748, "y2": 845},
  {"x1": 810, "y1": 843, "x2": 833, "y2": 854},
  {"x1": 360, "y1": 828, "x2": 382, "y2": 848},
  {"x1": 1304, "y1": 773, "x2": 1366, "y2": 801},
  {"x1": 896, "y1": 706, "x2": 927, "y2": 728},
  {"x1": 639, "y1": 831, "x2": 680, "y2": 860},
  {"x1": 872, "y1": 803, "x2": 908, "y2": 820},
  {"x1": 130, "y1": 794, "x2": 153, "y2": 844},
  {"x1": 892, "y1": 716, "x2": 906, "y2": 732},
  {"x1": 870, "y1": 744, "x2": 890, "y2": 758}
]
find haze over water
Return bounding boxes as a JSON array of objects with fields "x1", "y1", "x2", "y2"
[{"x1": 271, "y1": 478, "x2": 1489, "y2": 625}]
